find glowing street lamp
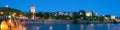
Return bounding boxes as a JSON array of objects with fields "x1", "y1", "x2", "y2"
[
  {"x1": 0, "y1": 12, "x2": 3, "y2": 14},
  {"x1": 8, "y1": 15, "x2": 12, "y2": 18}
]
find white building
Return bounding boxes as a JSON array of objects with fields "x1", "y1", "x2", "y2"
[
  {"x1": 58, "y1": 11, "x2": 73, "y2": 17},
  {"x1": 30, "y1": 5, "x2": 36, "y2": 19},
  {"x1": 30, "y1": 5, "x2": 35, "y2": 13},
  {"x1": 86, "y1": 10, "x2": 97, "y2": 16},
  {"x1": 111, "y1": 15, "x2": 115, "y2": 19},
  {"x1": 86, "y1": 10, "x2": 93, "y2": 16}
]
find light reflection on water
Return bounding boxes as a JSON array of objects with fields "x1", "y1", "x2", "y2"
[
  {"x1": 80, "y1": 24, "x2": 83, "y2": 30},
  {"x1": 66, "y1": 24, "x2": 70, "y2": 30},
  {"x1": 23, "y1": 24, "x2": 120, "y2": 30},
  {"x1": 49, "y1": 26, "x2": 53, "y2": 30}
]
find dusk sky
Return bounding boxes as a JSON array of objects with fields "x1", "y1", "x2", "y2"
[{"x1": 0, "y1": 0, "x2": 120, "y2": 17}]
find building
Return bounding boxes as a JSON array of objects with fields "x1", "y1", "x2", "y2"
[
  {"x1": 111, "y1": 15, "x2": 115, "y2": 19},
  {"x1": 104, "y1": 15, "x2": 115, "y2": 20},
  {"x1": 78, "y1": 10, "x2": 85, "y2": 15},
  {"x1": 86, "y1": 10, "x2": 97, "y2": 16},
  {"x1": 30, "y1": 5, "x2": 36, "y2": 19},
  {"x1": 30, "y1": 5, "x2": 35, "y2": 13},
  {"x1": 58, "y1": 11, "x2": 73, "y2": 17}
]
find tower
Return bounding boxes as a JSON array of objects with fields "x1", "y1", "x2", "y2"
[{"x1": 30, "y1": 5, "x2": 35, "y2": 19}]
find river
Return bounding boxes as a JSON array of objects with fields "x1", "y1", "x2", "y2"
[{"x1": 23, "y1": 24, "x2": 120, "y2": 30}]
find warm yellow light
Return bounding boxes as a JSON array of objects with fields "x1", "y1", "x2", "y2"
[
  {"x1": 67, "y1": 17, "x2": 70, "y2": 20},
  {"x1": 23, "y1": 27, "x2": 26, "y2": 30},
  {"x1": 54, "y1": 14, "x2": 57, "y2": 16},
  {"x1": 0, "y1": 20, "x2": 9, "y2": 30},
  {"x1": 8, "y1": 19, "x2": 15, "y2": 27},
  {"x1": 13, "y1": 13, "x2": 16, "y2": 15},
  {"x1": 0, "y1": 12, "x2": 3, "y2": 14},
  {"x1": 111, "y1": 15, "x2": 115, "y2": 19},
  {"x1": 20, "y1": 14, "x2": 23, "y2": 17},
  {"x1": 105, "y1": 17, "x2": 109, "y2": 20},
  {"x1": 86, "y1": 13, "x2": 91, "y2": 16},
  {"x1": 8, "y1": 19, "x2": 12, "y2": 24}
]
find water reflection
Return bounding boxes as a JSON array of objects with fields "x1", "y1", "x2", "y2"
[
  {"x1": 80, "y1": 24, "x2": 84, "y2": 30},
  {"x1": 87, "y1": 24, "x2": 94, "y2": 30},
  {"x1": 36, "y1": 27, "x2": 40, "y2": 30},
  {"x1": 24, "y1": 24, "x2": 120, "y2": 30},
  {"x1": 107, "y1": 24, "x2": 110, "y2": 30},
  {"x1": 49, "y1": 26, "x2": 52, "y2": 30},
  {"x1": 66, "y1": 24, "x2": 70, "y2": 30}
]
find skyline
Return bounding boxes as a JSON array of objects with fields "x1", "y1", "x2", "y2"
[{"x1": 0, "y1": 0, "x2": 120, "y2": 17}]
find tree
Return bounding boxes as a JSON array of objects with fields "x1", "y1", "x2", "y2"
[
  {"x1": 35, "y1": 12, "x2": 44, "y2": 19},
  {"x1": 78, "y1": 10, "x2": 86, "y2": 20},
  {"x1": 0, "y1": 7, "x2": 23, "y2": 17},
  {"x1": 24, "y1": 12, "x2": 32, "y2": 18},
  {"x1": 72, "y1": 12, "x2": 79, "y2": 20}
]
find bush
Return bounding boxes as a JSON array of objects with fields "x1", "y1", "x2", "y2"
[{"x1": 73, "y1": 20, "x2": 79, "y2": 24}]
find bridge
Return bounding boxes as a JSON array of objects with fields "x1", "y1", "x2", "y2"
[
  {"x1": 0, "y1": 17, "x2": 25, "y2": 30},
  {"x1": 0, "y1": 17, "x2": 73, "y2": 30}
]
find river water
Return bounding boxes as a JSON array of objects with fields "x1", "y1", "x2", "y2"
[{"x1": 23, "y1": 24, "x2": 120, "y2": 30}]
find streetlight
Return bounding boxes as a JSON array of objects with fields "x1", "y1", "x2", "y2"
[{"x1": 0, "y1": 12, "x2": 3, "y2": 14}]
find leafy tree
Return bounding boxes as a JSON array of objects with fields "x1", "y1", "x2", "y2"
[
  {"x1": 78, "y1": 10, "x2": 86, "y2": 20},
  {"x1": 0, "y1": 7, "x2": 23, "y2": 17},
  {"x1": 24, "y1": 12, "x2": 32, "y2": 18}
]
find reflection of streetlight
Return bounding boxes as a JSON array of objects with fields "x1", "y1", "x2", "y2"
[
  {"x1": 66, "y1": 24, "x2": 70, "y2": 30},
  {"x1": 49, "y1": 26, "x2": 52, "y2": 30}
]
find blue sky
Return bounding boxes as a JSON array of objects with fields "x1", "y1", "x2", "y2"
[{"x1": 0, "y1": 0, "x2": 120, "y2": 17}]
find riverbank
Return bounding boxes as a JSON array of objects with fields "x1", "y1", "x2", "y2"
[
  {"x1": 73, "y1": 20, "x2": 120, "y2": 24},
  {"x1": 19, "y1": 19, "x2": 120, "y2": 24}
]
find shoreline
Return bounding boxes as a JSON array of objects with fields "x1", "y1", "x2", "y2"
[{"x1": 19, "y1": 19, "x2": 120, "y2": 24}]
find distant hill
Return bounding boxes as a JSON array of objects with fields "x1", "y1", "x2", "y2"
[{"x1": 0, "y1": 7, "x2": 23, "y2": 16}]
